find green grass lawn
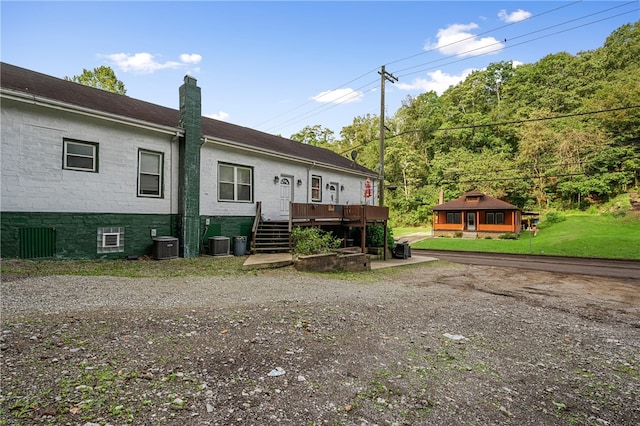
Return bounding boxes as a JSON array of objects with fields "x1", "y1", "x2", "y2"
[{"x1": 408, "y1": 213, "x2": 640, "y2": 260}]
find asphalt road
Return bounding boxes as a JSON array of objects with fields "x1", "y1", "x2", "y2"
[{"x1": 413, "y1": 249, "x2": 640, "y2": 280}]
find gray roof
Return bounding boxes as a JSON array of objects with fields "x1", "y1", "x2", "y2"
[{"x1": 1, "y1": 62, "x2": 376, "y2": 176}]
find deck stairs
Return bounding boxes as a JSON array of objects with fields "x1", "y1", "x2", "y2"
[{"x1": 253, "y1": 220, "x2": 291, "y2": 253}]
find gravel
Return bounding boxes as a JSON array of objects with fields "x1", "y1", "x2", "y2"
[{"x1": 1, "y1": 262, "x2": 639, "y2": 425}]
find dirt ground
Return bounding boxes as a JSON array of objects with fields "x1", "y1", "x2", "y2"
[{"x1": 1, "y1": 262, "x2": 639, "y2": 425}]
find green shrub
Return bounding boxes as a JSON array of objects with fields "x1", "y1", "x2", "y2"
[
  {"x1": 499, "y1": 233, "x2": 518, "y2": 240},
  {"x1": 366, "y1": 225, "x2": 395, "y2": 249},
  {"x1": 291, "y1": 227, "x2": 342, "y2": 256},
  {"x1": 543, "y1": 211, "x2": 565, "y2": 225},
  {"x1": 454, "y1": 231, "x2": 463, "y2": 238}
]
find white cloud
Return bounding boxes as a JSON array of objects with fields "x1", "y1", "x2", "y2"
[
  {"x1": 426, "y1": 23, "x2": 504, "y2": 57},
  {"x1": 397, "y1": 68, "x2": 476, "y2": 95},
  {"x1": 180, "y1": 53, "x2": 202, "y2": 64},
  {"x1": 512, "y1": 60, "x2": 524, "y2": 68},
  {"x1": 104, "y1": 52, "x2": 202, "y2": 74},
  {"x1": 206, "y1": 111, "x2": 230, "y2": 121},
  {"x1": 498, "y1": 9, "x2": 532, "y2": 23},
  {"x1": 311, "y1": 88, "x2": 363, "y2": 104}
]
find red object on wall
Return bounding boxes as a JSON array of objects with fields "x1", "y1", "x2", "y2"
[{"x1": 364, "y1": 178, "x2": 372, "y2": 198}]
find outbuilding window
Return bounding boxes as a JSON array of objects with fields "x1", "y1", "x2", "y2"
[
  {"x1": 446, "y1": 212, "x2": 462, "y2": 224},
  {"x1": 486, "y1": 212, "x2": 505, "y2": 225}
]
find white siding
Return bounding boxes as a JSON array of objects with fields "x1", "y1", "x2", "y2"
[
  {"x1": 200, "y1": 144, "x2": 378, "y2": 220},
  {"x1": 1, "y1": 101, "x2": 178, "y2": 214}
]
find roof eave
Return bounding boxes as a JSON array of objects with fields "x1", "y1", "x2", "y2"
[
  {"x1": 202, "y1": 135, "x2": 378, "y2": 178},
  {"x1": 1, "y1": 88, "x2": 184, "y2": 137}
]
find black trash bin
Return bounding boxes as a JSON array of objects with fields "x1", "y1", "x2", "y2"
[
  {"x1": 233, "y1": 236, "x2": 247, "y2": 256},
  {"x1": 393, "y1": 241, "x2": 411, "y2": 259}
]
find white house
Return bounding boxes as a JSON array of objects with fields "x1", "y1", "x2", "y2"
[{"x1": 0, "y1": 63, "x2": 381, "y2": 259}]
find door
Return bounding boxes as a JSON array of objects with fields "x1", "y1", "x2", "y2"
[
  {"x1": 279, "y1": 176, "x2": 292, "y2": 216},
  {"x1": 467, "y1": 211, "x2": 476, "y2": 231},
  {"x1": 328, "y1": 182, "x2": 339, "y2": 204}
]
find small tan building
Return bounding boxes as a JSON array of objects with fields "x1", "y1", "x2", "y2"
[{"x1": 432, "y1": 190, "x2": 522, "y2": 238}]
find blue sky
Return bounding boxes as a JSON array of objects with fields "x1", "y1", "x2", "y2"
[{"x1": 2, "y1": 1, "x2": 638, "y2": 139}]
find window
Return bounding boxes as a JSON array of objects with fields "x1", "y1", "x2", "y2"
[
  {"x1": 486, "y1": 212, "x2": 505, "y2": 225},
  {"x1": 138, "y1": 150, "x2": 163, "y2": 197},
  {"x1": 97, "y1": 227, "x2": 124, "y2": 254},
  {"x1": 63, "y1": 139, "x2": 98, "y2": 172},
  {"x1": 311, "y1": 175, "x2": 322, "y2": 202},
  {"x1": 446, "y1": 212, "x2": 462, "y2": 224},
  {"x1": 218, "y1": 163, "x2": 253, "y2": 202}
]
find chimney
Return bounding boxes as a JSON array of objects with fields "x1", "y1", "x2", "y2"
[{"x1": 178, "y1": 75, "x2": 202, "y2": 257}]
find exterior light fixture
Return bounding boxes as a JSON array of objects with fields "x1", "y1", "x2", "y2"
[
  {"x1": 340, "y1": 185, "x2": 344, "y2": 191},
  {"x1": 297, "y1": 179, "x2": 302, "y2": 186},
  {"x1": 274, "y1": 176, "x2": 280, "y2": 184}
]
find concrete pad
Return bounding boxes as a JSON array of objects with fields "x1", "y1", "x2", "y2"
[
  {"x1": 242, "y1": 253, "x2": 294, "y2": 270},
  {"x1": 370, "y1": 254, "x2": 439, "y2": 270},
  {"x1": 242, "y1": 252, "x2": 438, "y2": 271}
]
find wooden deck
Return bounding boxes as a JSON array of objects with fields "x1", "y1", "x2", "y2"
[
  {"x1": 289, "y1": 203, "x2": 389, "y2": 230},
  {"x1": 250, "y1": 202, "x2": 390, "y2": 258}
]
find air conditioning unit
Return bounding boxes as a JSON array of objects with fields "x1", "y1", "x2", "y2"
[
  {"x1": 153, "y1": 236, "x2": 179, "y2": 260},
  {"x1": 209, "y1": 236, "x2": 230, "y2": 256}
]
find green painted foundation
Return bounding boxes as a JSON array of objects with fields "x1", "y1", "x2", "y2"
[
  {"x1": 1, "y1": 212, "x2": 255, "y2": 259},
  {"x1": 1, "y1": 212, "x2": 177, "y2": 259},
  {"x1": 200, "y1": 216, "x2": 254, "y2": 254}
]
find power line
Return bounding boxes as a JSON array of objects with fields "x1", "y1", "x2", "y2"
[
  {"x1": 384, "y1": 0, "x2": 584, "y2": 68},
  {"x1": 340, "y1": 105, "x2": 640, "y2": 155},
  {"x1": 394, "y1": 1, "x2": 637, "y2": 78},
  {"x1": 441, "y1": 170, "x2": 630, "y2": 185},
  {"x1": 389, "y1": 105, "x2": 640, "y2": 139},
  {"x1": 441, "y1": 155, "x2": 638, "y2": 180},
  {"x1": 257, "y1": 1, "x2": 595, "y2": 134}
]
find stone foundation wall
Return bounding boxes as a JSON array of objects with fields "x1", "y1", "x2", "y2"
[{"x1": 294, "y1": 252, "x2": 370, "y2": 272}]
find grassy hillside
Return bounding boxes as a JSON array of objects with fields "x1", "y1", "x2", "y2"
[{"x1": 409, "y1": 213, "x2": 640, "y2": 260}]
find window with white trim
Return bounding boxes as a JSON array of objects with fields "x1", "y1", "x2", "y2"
[
  {"x1": 97, "y1": 227, "x2": 124, "y2": 254},
  {"x1": 218, "y1": 163, "x2": 253, "y2": 202},
  {"x1": 138, "y1": 150, "x2": 163, "y2": 197},
  {"x1": 311, "y1": 175, "x2": 322, "y2": 202},
  {"x1": 63, "y1": 139, "x2": 98, "y2": 172}
]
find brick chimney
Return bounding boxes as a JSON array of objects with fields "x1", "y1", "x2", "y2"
[{"x1": 178, "y1": 75, "x2": 202, "y2": 257}]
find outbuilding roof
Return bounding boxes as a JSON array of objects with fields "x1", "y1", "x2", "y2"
[
  {"x1": 1, "y1": 62, "x2": 376, "y2": 176},
  {"x1": 433, "y1": 190, "x2": 520, "y2": 211}
]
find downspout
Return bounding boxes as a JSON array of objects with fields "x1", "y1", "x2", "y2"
[{"x1": 307, "y1": 162, "x2": 316, "y2": 203}]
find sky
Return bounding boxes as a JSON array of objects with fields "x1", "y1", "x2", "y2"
[{"x1": 2, "y1": 1, "x2": 638, "y2": 139}]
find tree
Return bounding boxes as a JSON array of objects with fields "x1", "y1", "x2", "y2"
[
  {"x1": 290, "y1": 125, "x2": 335, "y2": 148},
  {"x1": 65, "y1": 66, "x2": 126, "y2": 95}
]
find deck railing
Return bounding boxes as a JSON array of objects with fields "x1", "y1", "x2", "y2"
[{"x1": 290, "y1": 203, "x2": 389, "y2": 230}]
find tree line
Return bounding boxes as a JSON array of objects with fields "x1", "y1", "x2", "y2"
[{"x1": 291, "y1": 21, "x2": 640, "y2": 226}]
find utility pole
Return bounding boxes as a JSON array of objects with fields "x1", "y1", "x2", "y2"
[{"x1": 378, "y1": 65, "x2": 398, "y2": 207}]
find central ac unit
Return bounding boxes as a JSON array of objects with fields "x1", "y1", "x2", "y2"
[
  {"x1": 209, "y1": 236, "x2": 230, "y2": 256},
  {"x1": 153, "y1": 236, "x2": 179, "y2": 260}
]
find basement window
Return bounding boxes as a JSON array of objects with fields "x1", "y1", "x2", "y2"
[{"x1": 97, "y1": 227, "x2": 125, "y2": 254}]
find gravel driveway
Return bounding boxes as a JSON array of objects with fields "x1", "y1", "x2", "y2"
[{"x1": 1, "y1": 262, "x2": 639, "y2": 425}]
